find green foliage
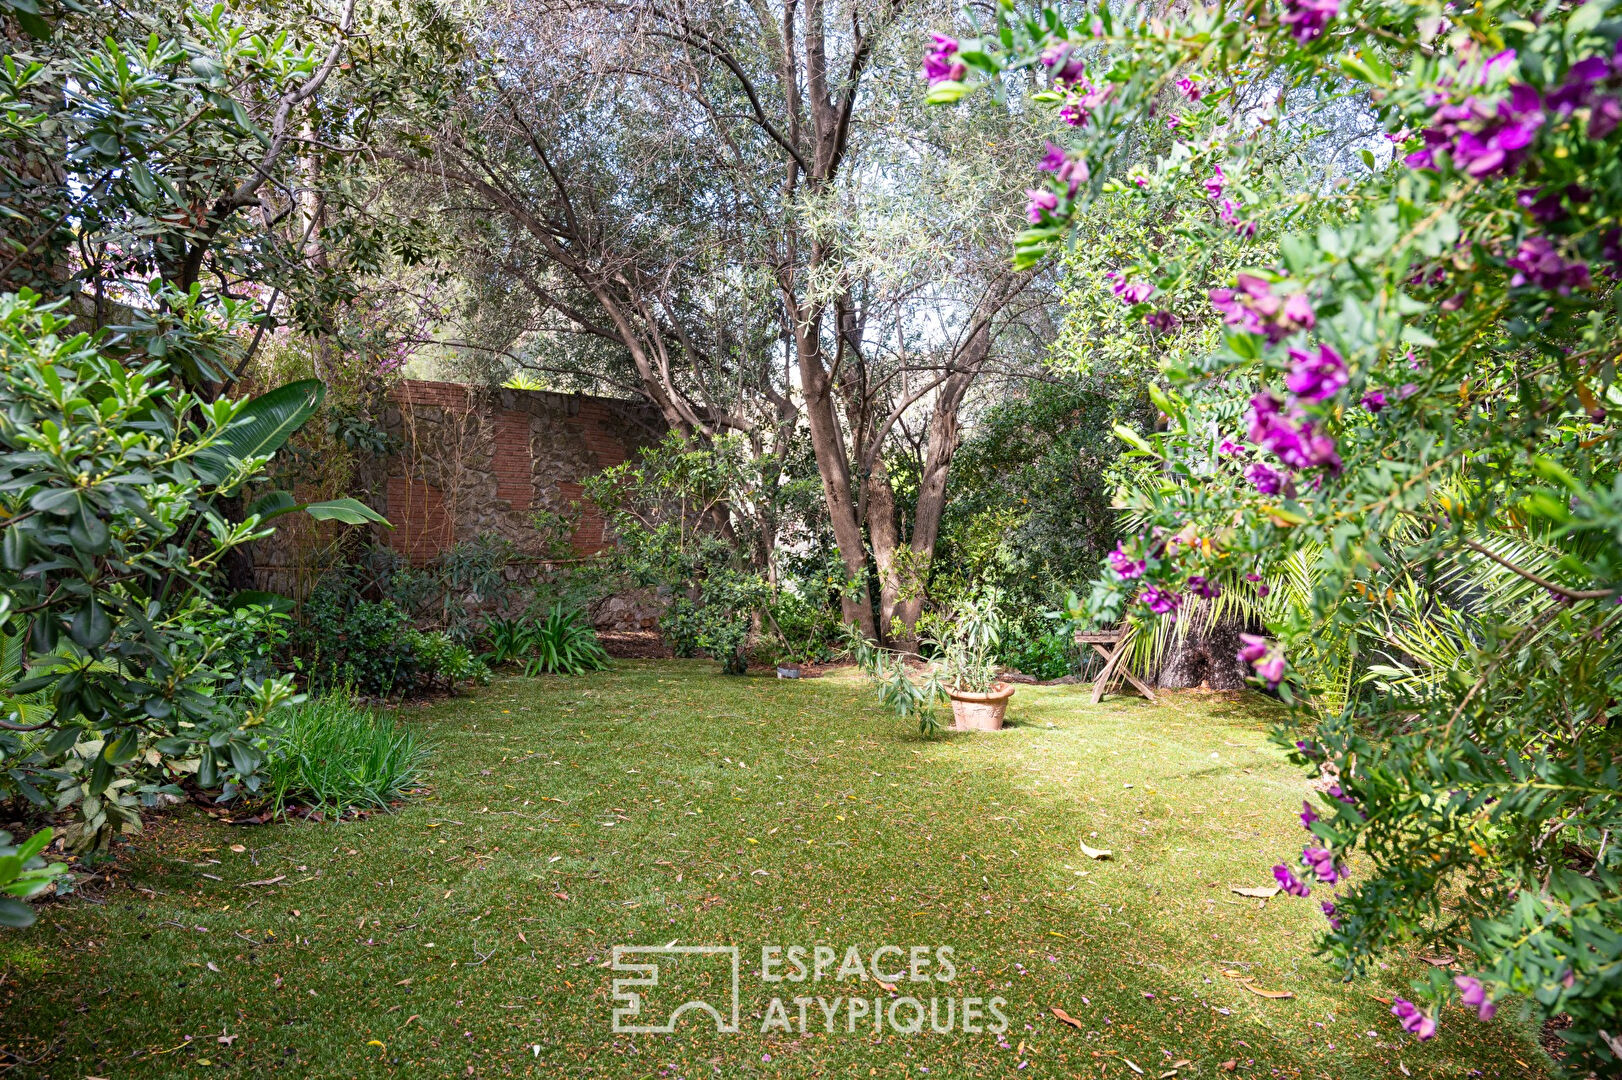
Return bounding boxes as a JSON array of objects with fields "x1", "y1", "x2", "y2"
[
  {"x1": 0, "y1": 292, "x2": 324, "y2": 846},
  {"x1": 0, "y1": 827, "x2": 68, "y2": 928},
  {"x1": 481, "y1": 604, "x2": 609, "y2": 677},
  {"x1": 297, "y1": 575, "x2": 488, "y2": 697},
  {"x1": 939, "y1": 0, "x2": 1622, "y2": 1059},
  {"x1": 1002, "y1": 627, "x2": 1076, "y2": 681},
  {"x1": 586, "y1": 434, "x2": 771, "y2": 675},
  {"x1": 260, "y1": 697, "x2": 429, "y2": 819},
  {"x1": 941, "y1": 376, "x2": 1152, "y2": 629}
]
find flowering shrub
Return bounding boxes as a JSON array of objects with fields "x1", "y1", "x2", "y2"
[{"x1": 934, "y1": 0, "x2": 1622, "y2": 1063}]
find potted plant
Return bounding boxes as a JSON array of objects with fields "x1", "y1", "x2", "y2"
[{"x1": 930, "y1": 594, "x2": 1014, "y2": 731}]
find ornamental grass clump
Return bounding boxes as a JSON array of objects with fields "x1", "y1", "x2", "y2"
[{"x1": 260, "y1": 696, "x2": 429, "y2": 818}]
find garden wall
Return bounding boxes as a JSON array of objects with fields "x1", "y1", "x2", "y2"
[{"x1": 252, "y1": 379, "x2": 666, "y2": 630}]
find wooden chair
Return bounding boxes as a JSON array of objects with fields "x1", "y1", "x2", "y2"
[{"x1": 1075, "y1": 625, "x2": 1159, "y2": 704}]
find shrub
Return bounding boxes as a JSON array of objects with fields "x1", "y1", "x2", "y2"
[
  {"x1": 934, "y1": 0, "x2": 1622, "y2": 1058},
  {"x1": 0, "y1": 828, "x2": 69, "y2": 928},
  {"x1": 261, "y1": 697, "x2": 429, "y2": 818},
  {"x1": 298, "y1": 577, "x2": 487, "y2": 696},
  {"x1": 481, "y1": 604, "x2": 609, "y2": 676},
  {"x1": 1003, "y1": 629, "x2": 1075, "y2": 681}
]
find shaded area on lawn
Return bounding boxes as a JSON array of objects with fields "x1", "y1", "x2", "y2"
[{"x1": 0, "y1": 662, "x2": 1548, "y2": 1077}]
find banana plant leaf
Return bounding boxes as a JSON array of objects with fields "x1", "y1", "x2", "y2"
[{"x1": 197, "y1": 379, "x2": 324, "y2": 486}]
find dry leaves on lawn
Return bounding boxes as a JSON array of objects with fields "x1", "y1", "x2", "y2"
[
  {"x1": 1050, "y1": 1006, "x2": 1084, "y2": 1030},
  {"x1": 1079, "y1": 842, "x2": 1113, "y2": 860},
  {"x1": 1231, "y1": 885, "x2": 1280, "y2": 898}
]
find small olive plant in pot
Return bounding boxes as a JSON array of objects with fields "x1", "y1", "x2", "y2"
[{"x1": 850, "y1": 593, "x2": 1014, "y2": 735}]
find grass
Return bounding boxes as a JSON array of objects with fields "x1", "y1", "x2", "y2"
[
  {"x1": 0, "y1": 661, "x2": 1550, "y2": 1078},
  {"x1": 260, "y1": 696, "x2": 430, "y2": 817}
]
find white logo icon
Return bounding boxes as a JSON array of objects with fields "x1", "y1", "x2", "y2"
[{"x1": 611, "y1": 945, "x2": 741, "y2": 1033}]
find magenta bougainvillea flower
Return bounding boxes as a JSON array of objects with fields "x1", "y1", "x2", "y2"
[
  {"x1": 1453, "y1": 976, "x2": 1498, "y2": 1021},
  {"x1": 1391, "y1": 998, "x2": 1438, "y2": 1040},
  {"x1": 1108, "y1": 543, "x2": 1146, "y2": 579},
  {"x1": 1279, "y1": 0, "x2": 1339, "y2": 41},
  {"x1": 1273, "y1": 863, "x2": 1311, "y2": 897},
  {"x1": 923, "y1": 34, "x2": 966, "y2": 84}
]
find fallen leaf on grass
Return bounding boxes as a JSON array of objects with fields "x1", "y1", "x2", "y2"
[
  {"x1": 877, "y1": 979, "x2": 898, "y2": 993},
  {"x1": 1123, "y1": 1059, "x2": 1144, "y2": 1075},
  {"x1": 403, "y1": 1014, "x2": 420, "y2": 1027},
  {"x1": 1240, "y1": 983, "x2": 1294, "y2": 999},
  {"x1": 240, "y1": 876, "x2": 286, "y2": 888},
  {"x1": 1173, "y1": 1061, "x2": 1191, "y2": 1069},
  {"x1": 1220, "y1": 1061, "x2": 1237, "y2": 1072},
  {"x1": 1079, "y1": 842, "x2": 1113, "y2": 860},
  {"x1": 1419, "y1": 954, "x2": 1455, "y2": 966},
  {"x1": 1231, "y1": 885, "x2": 1280, "y2": 898},
  {"x1": 1050, "y1": 1006, "x2": 1084, "y2": 1030}
]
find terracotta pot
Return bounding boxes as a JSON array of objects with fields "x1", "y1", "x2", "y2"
[{"x1": 947, "y1": 683, "x2": 1016, "y2": 731}]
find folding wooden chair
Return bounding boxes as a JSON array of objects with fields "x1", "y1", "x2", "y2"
[{"x1": 1075, "y1": 625, "x2": 1159, "y2": 704}]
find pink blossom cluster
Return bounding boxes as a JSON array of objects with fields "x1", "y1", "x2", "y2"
[
  {"x1": 1249, "y1": 389, "x2": 1342, "y2": 475},
  {"x1": 1391, "y1": 999, "x2": 1437, "y2": 1041},
  {"x1": 1238, "y1": 632, "x2": 1285, "y2": 687},
  {"x1": 1025, "y1": 142, "x2": 1090, "y2": 224},
  {"x1": 1105, "y1": 271, "x2": 1154, "y2": 304},
  {"x1": 923, "y1": 34, "x2": 965, "y2": 85},
  {"x1": 1279, "y1": 0, "x2": 1339, "y2": 42},
  {"x1": 1209, "y1": 274, "x2": 1315, "y2": 343},
  {"x1": 1505, "y1": 235, "x2": 1591, "y2": 294}
]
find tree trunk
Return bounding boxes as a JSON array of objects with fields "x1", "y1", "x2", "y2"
[{"x1": 1156, "y1": 600, "x2": 1252, "y2": 689}]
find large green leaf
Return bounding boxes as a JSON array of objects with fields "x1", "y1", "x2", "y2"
[
  {"x1": 201, "y1": 380, "x2": 325, "y2": 485},
  {"x1": 246, "y1": 490, "x2": 391, "y2": 528},
  {"x1": 303, "y1": 498, "x2": 390, "y2": 527}
]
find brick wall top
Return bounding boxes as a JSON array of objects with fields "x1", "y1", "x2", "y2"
[{"x1": 388, "y1": 379, "x2": 661, "y2": 428}]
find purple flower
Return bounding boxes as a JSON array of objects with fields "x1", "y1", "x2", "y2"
[
  {"x1": 1038, "y1": 142, "x2": 1090, "y2": 195},
  {"x1": 1326, "y1": 782, "x2": 1357, "y2": 805},
  {"x1": 1025, "y1": 188, "x2": 1059, "y2": 224},
  {"x1": 1407, "y1": 83, "x2": 1544, "y2": 178},
  {"x1": 1391, "y1": 998, "x2": 1437, "y2": 1040},
  {"x1": 1246, "y1": 461, "x2": 1285, "y2": 495},
  {"x1": 1281, "y1": 292, "x2": 1316, "y2": 331},
  {"x1": 1279, "y1": 0, "x2": 1339, "y2": 41},
  {"x1": 1204, "y1": 164, "x2": 1225, "y2": 199},
  {"x1": 1187, "y1": 575, "x2": 1221, "y2": 599},
  {"x1": 1320, "y1": 900, "x2": 1341, "y2": 930},
  {"x1": 1300, "y1": 845, "x2": 1343, "y2": 884},
  {"x1": 1218, "y1": 438, "x2": 1245, "y2": 456},
  {"x1": 1284, "y1": 343, "x2": 1347, "y2": 402},
  {"x1": 1177, "y1": 76, "x2": 1201, "y2": 100},
  {"x1": 1454, "y1": 976, "x2": 1497, "y2": 1021},
  {"x1": 1238, "y1": 634, "x2": 1269, "y2": 664},
  {"x1": 1591, "y1": 97, "x2": 1622, "y2": 139},
  {"x1": 1113, "y1": 279, "x2": 1155, "y2": 304},
  {"x1": 1506, "y1": 236, "x2": 1591, "y2": 294},
  {"x1": 1108, "y1": 543, "x2": 1147, "y2": 580},
  {"x1": 1141, "y1": 586, "x2": 1182, "y2": 615},
  {"x1": 1254, "y1": 654, "x2": 1286, "y2": 686},
  {"x1": 1145, "y1": 309, "x2": 1178, "y2": 332},
  {"x1": 1300, "y1": 800, "x2": 1319, "y2": 828},
  {"x1": 1517, "y1": 187, "x2": 1568, "y2": 223},
  {"x1": 1273, "y1": 863, "x2": 1310, "y2": 897},
  {"x1": 923, "y1": 35, "x2": 966, "y2": 85},
  {"x1": 1361, "y1": 389, "x2": 1388, "y2": 412}
]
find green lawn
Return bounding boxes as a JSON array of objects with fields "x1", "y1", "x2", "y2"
[{"x1": 0, "y1": 661, "x2": 1549, "y2": 1078}]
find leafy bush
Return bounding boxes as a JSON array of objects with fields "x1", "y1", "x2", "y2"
[
  {"x1": 480, "y1": 604, "x2": 609, "y2": 676},
  {"x1": 0, "y1": 292, "x2": 358, "y2": 847},
  {"x1": 261, "y1": 698, "x2": 429, "y2": 818},
  {"x1": 0, "y1": 828, "x2": 69, "y2": 928},
  {"x1": 935, "y1": 0, "x2": 1622, "y2": 1059},
  {"x1": 1003, "y1": 629, "x2": 1075, "y2": 681},
  {"x1": 299, "y1": 579, "x2": 487, "y2": 696}
]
